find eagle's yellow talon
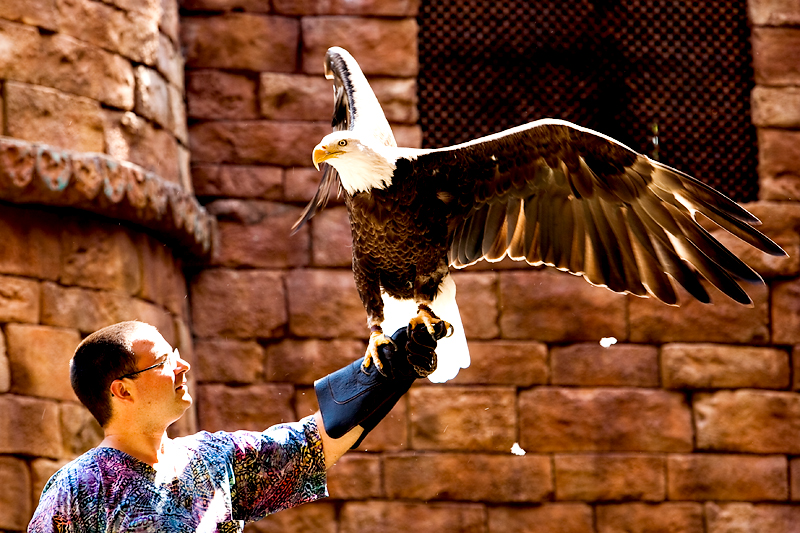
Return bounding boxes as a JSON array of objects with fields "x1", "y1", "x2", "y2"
[
  {"x1": 363, "y1": 330, "x2": 391, "y2": 374},
  {"x1": 409, "y1": 306, "x2": 450, "y2": 338}
]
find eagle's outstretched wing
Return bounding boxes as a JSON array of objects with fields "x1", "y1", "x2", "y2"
[
  {"x1": 293, "y1": 47, "x2": 395, "y2": 232},
  {"x1": 409, "y1": 119, "x2": 785, "y2": 305}
]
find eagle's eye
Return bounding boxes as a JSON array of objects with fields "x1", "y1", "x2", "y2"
[{"x1": 338, "y1": 139, "x2": 348, "y2": 147}]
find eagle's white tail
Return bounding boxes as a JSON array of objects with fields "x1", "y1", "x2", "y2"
[{"x1": 380, "y1": 274, "x2": 470, "y2": 383}]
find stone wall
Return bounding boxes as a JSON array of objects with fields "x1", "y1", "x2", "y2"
[
  {"x1": 2, "y1": 0, "x2": 800, "y2": 531},
  {"x1": 0, "y1": 0, "x2": 209, "y2": 530},
  {"x1": 182, "y1": 0, "x2": 800, "y2": 532}
]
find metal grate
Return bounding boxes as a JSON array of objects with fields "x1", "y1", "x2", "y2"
[{"x1": 418, "y1": 0, "x2": 758, "y2": 202}]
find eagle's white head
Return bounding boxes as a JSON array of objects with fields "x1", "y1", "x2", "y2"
[{"x1": 312, "y1": 131, "x2": 397, "y2": 195}]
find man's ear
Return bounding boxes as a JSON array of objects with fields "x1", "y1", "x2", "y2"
[{"x1": 109, "y1": 380, "x2": 134, "y2": 403}]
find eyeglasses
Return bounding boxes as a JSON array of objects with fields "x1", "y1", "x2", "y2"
[{"x1": 117, "y1": 349, "x2": 181, "y2": 380}]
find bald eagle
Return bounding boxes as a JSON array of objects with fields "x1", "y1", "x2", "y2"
[{"x1": 293, "y1": 46, "x2": 785, "y2": 383}]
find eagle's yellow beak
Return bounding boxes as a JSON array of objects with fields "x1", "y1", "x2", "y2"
[{"x1": 312, "y1": 144, "x2": 341, "y2": 170}]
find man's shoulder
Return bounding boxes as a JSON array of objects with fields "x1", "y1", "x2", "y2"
[{"x1": 44, "y1": 449, "x2": 105, "y2": 491}]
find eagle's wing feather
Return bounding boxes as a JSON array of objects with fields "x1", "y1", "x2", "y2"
[
  {"x1": 293, "y1": 47, "x2": 396, "y2": 233},
  {"x1": 411, "y1": 119, "x2": 784, "y2": 304}
]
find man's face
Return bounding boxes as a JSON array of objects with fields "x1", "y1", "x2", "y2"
[{"x1": 126, "y1": 326, "x2": 192, "y2": 425}]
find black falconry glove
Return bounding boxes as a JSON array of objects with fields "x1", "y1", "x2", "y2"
[{"x1": 314, "y1": 322, "x2": 448, "y2": 449}]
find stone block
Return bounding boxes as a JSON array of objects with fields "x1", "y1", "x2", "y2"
[
  {"x1": 0, "y1": 395, "x2": 61, "y2": 457},
  {"x1": 310, "y1": 207, "x2": 352, "y2": 267},
  {"x1": 752, "y1": 87, "x2": 800, "y2": 128},
  {"x1": 453, "y1": 340, "x2": 548, "y2": 386},
  {"x1": 167, "y1": 84, "x2": 191, "y2": 142},
  {"x1": 284, "y1": 167, "x2": 336, "y2": 203},
  {"x1": 209, "y1": 201, "x2": 310, "y2": 268},
  {"x1": 520, "y1": 388, "x2": 693, "y2": 452},
  {"x1": 772, "y1": 277, "x2": 800, "y2": 344},
  {"x1": 59, "y1": 222, "x2": 141, "y2": 294},
  {"x1": 0, "y1": 19, "x2": 42, "y2": 82},
  {"x1": 489, "y1": 504, "x2": 594, "y2": 533},
  {"x1": 0, "y1": 456, "x2": 31, "y2": 531},
  {"x1": 194, "y1": 338, "x2": 263, "y2": 383},
  {"x1": 103, "y1": 110, "x2": 180, "y2": 183},
  {"x1": 196, "y1": 383, "x2": 295, "y2": 432},
  {"x1": 5, "y1": 81, "x2": 105, "y2": 153},
  {"x1": 552, "y1": 343, "x2": 659, "y2": 387},
  {"x1": 597, "y1": 503, "x2": 704, "y2": 533},
  {"x1": 55, "y1": 0, "x2": 159, "y2": 64},
  {"x1": 695, "y1": 390, "x2": 800, "y2": 453},
  {"x1": 294, "y1": 386, "x2": 317, "y2": 418},
  {"x1": 41, "y1": 32, "x2": 135, "y2": 109},
  {"x1": 157, "y1": 32, "x2": 184, "y2": 87},
  {"x1": 499, "y1": 270, "x2": 627, "y2": 342},
  {"x1": 409, "y1": 386, "x2": 516, "y2": 451},
  {"x1": 187, "y1": 70, "x2": 258, "y2": 120},
  {"x1": 192, "y1": 164, "x2": 283, "y2": 199},
  {"x1": 160, "y1": 0, "x2": 180, "y2": 43},
  {"x1": 40, "y1": 282, "x2": 140, "y2": 334},
  {"x1": 555, "y1": 453, "x2": 665, "y2": 501},
  {"x1": 0, "y1": 206, "x2": 61, "y2": 281},
  {"x1": 189, "y1": 120, "x2": 331, "y2": 167},
  {"x1": 190, "y1": 269, "x2": 287, "y2": 339},
  {"x1": 96, "y1": 0, "x2": 159, "y2": 16},
  {"x1": 273, "y1": 0, "x2": 420, "y2": 16},
  {"x1": 791, "y1": 457, "x2": 800, "y2": 501},
  {"x1": 286, "y1": 269, "x2": 366, "y2": 338},
  {"x1": 385, "y1": 452, "x2": 552, "y2": 502},
  {"x1": 0, "y1": 339, "x2": 9, "y2": 393},
  {"x1": 353, "y1": 396, "x2": 409, "y2": 452},
  {"x1": 0, "y1": 0, "x2": 59, "y2": 31},
  {"x1": 265, "y1": 338, "x2": 363, "y2": 385},
  {"x1": 247, "y1": 501, "x2": 336, "y2": 533},
  {"x1": 135, "y1": 66, "x2": 170, "y2": 129},
  {"x1": 326, "y1": 453, "x2": 382, "y2": 499},
  {"x1": 41, "y1": 283, "x2": 174, "y2": 341},
  {"x1": 450, "y1": 271, "x2": 499, "y2": 339},
  {"x1": 302, "y1": 18, "x2": 418, "y2": 77},
  {"x1": 182, "y1": 14, "x2": 299, "y2": 71},
  {"x1": 370, "y1": 78, "x2": 419, "y2": 124},
  {"x1": 339, "y1": 501, "x2": 486, "y2": 533},
  {"x1": 752, "y1": 28, "x2": 800, "y2": 85},
  {"x1": 129, "y1": 299, "x2": 176, "y2": 341},
  {"x1": 7, "y1": 324, "x2": 81, "y2": 401},
  {"x1": 758, "y1": 129, "x2": 800, "y2": 202},
  {"x1": 794, "y1": 348, "x2": 800, "y2": 390},
  {"x1": 136, "y1": 233, "x2": 188, "y2": 318},
  {"x1": 0, "y1": 275, "x2": 40, "y2": 324},
  {"x1": 180, "y1": 0, "x2": 270, "y2": 13},
  {"x1": 748, "y1": 0, "x2": 800, "y2": 25},
  {"x1": 259, "y1": 72, "x2": 333, "y2": 121},
  {"x1": 629, "y1": 283, "x2": 769, "y2": 344},
  {"x1": 706, "y1": 503, "x2": 800, "y2": 533},
  {"x1": 258, "y1": 74, "x2": 417, "y2": 125},
  {"x1": 392, "y1": 123, "x2": 422, "y2": 148},
  {"x1": 661, "y1": 343, "x2": 789, "y2": 389},
  {"x1": 60, "y1": 402, "x2": 104, "y2": 457},
  {"x1": 668, "y1": 453, "x2": 787, "y2": 501}
]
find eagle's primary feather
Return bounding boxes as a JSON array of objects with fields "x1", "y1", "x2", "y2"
[{"x1": 294, "y1": 46, "x2": 786, "y2": 383}]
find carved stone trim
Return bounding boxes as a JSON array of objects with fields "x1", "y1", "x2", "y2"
[{"x1": 0, "y1": 136, "x2": 216, "y2": 259}]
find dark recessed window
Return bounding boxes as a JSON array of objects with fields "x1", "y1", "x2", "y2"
[{"x1": 418, "y1": 0, "x2": 757, "y2": 202}]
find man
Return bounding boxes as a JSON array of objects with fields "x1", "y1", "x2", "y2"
[{"x1": 28, "y1": 320, "x2": 443, "y2": 532}]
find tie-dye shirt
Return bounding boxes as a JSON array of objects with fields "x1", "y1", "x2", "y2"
[{"x1": 28, "y1": 416, "x2": 327, "y2": 533}]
